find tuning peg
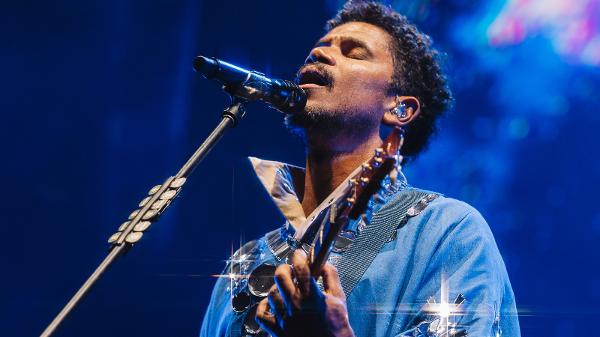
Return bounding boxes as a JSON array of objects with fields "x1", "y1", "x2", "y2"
[
  {"x1": 359, "y1": 177, "x2": 370, "y2": 185},
  {"x1": 374, "y1": 147, "x2": 384, "y2": 157},
  {"x1": 373, "y1": 157, "x2": 384, "y2": 167},
  {"x1": 361, "y1": 163, "x2": 372, "y2": 171},
  {"x1": 346, "y1": 196, "x2": 356, "y2": 204},
  {"x1": 348, "y1": 178, "x2": 358, "y2": 186}
]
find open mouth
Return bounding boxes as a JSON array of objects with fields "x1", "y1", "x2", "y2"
[{"x1": 297, "y1": 68, "x2": 331, "y2": 88}]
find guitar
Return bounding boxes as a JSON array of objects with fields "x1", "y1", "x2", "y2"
[
  {"x1": 237, "y1": 128, "x2": 404, "y2": 336},
  {"x1": 302, "y1": 127, "x2": 404, "y2": 275}
]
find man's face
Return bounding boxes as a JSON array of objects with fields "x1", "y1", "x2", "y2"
[{"x1": 291, "y1": 22, "x2": 396, "y2": 137}]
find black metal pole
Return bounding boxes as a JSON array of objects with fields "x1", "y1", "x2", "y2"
[{"x1": 40, "y1": 98, "x2": 246, "y2": 337}]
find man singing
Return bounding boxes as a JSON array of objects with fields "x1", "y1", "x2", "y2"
[{"x1": 200, "y1": 1, "x2": 520, "y2": 336}]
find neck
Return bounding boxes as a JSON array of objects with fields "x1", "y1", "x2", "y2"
[{"x1": 300, "y1": 131, "x2": 383, "y2": 216}]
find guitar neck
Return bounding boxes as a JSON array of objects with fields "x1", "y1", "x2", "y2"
[
  {"x1": 309, "y1": 213, "x2": 347, "y2": 276},
  {"x1": 308, "y1": 158, "x2": 395, "y2": 276},
  {"x1": 305, "y1": 128, "x2": 403, "y2": 277}
]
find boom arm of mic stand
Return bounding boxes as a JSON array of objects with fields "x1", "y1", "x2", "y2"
[{"x1": 40, "y1": 98, "x2": 246, "y2": 337}]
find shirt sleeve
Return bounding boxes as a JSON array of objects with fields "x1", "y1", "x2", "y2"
[
  {"x1": 395, "y1": 208, "x2": 519, "y2": 337},
  {"x1": 199, "y1": 263, "x2": 231, "y2": 337},
  {"x1": 199, "y1": 238, "x2": 265, "y2": 337}
]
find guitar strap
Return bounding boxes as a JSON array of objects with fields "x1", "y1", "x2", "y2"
[{"x1": 336, "y1": 188, "x2": 436, "y2": 297}]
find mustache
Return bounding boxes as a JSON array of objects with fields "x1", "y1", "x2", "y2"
[{"x1": 295, "y1": 62, "x2": 334, "y2": 88}]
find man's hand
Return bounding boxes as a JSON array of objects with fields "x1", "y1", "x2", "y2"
[{"x1": 255, "y1": 250, "x2": 355, "y2": 337}]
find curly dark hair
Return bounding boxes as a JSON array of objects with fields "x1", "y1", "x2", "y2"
[{"x1": 327, "y1": 1, "x2": 452, "y2": 162}]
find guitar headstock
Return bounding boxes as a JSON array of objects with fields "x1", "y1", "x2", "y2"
[{"x1": 345, "y1": 128, "x2": 404, "y2": 220}]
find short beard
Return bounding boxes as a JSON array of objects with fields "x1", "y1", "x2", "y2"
[{"x1": 284, "y1": 104, "x2": 379, "y2": 147}]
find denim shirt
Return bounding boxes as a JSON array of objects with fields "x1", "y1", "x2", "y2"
[{"x1": 199, "y1": 158, "x2": 520, "y2": 337}]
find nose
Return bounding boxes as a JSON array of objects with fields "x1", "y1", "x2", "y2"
[{"x1": 305, "y1": 47, "x2": 336, "y2": 66}]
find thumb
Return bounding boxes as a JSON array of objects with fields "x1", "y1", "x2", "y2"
[{"x1": 321, "y1": 263, "x2": 345, "y2": 300}]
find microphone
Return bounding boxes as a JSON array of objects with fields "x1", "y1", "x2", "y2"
[{"x1": 193, "y1": 55, "x2": 306, "y2": 114}]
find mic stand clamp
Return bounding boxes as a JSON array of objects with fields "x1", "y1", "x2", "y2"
[{"x1": 41, "y1": 97, "x2": 247, "y2": 337}]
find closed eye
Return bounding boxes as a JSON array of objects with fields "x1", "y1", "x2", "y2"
[
  {"x1": 312, "y1": 36, "x2": 373, "y2": 60},
  {"x1": 346, "y1": 47, "x2": 369, "y2": 59},
  {"x1": 341, "y1": 38, "x2": 372, "y2": 60}
]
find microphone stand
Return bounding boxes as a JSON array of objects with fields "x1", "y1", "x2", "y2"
[{"x1": 40, "y1": 97, "x2": 246, "y2": 337}]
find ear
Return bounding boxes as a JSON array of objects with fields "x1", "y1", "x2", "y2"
[{"x1": 382, "y1": 96, "x2": 421, "y2": 128}]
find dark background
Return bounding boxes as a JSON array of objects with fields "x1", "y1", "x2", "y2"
[{"x1": 1, "y1": 0, "x2": 599, "y2": 336}]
